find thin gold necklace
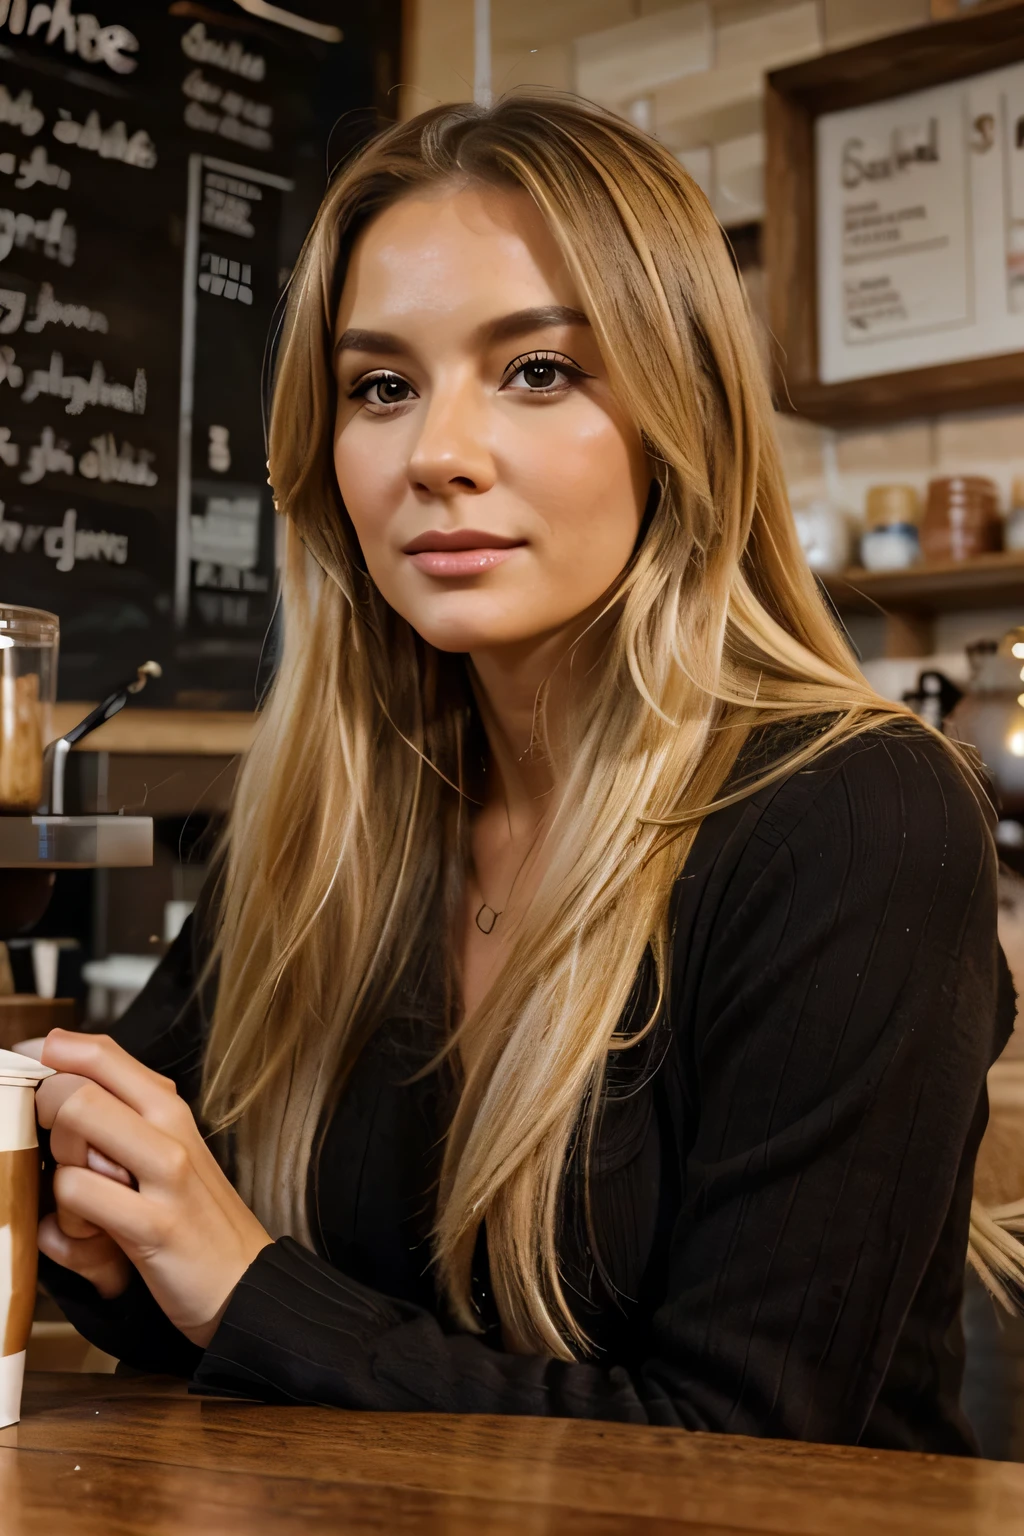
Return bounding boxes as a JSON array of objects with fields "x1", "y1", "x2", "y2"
[{"x1": 471, "y1": 814, "x2": 545, "y2": 935}]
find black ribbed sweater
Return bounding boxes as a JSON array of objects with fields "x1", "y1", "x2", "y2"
[{"x1": 40, "y1": 720, "x2": 1017, "y2": 1451}]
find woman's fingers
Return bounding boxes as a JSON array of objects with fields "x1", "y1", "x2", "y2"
[
  {"x1": 35, "y1": 1071, "x2": 92, "y2": 1133},
  {"x1": 52, "y1": 1164, "x2": 167, "y2": 1254},
  {"x1": 55, "y1": 1204, "x2": 102, "y2": 1240},
  {"x1": 40, "y1": 1031, "x2": 178, "y2": 1120},
  {"x1": 38, "y1": 1213, "x2": 131, "y2": 1300},
  {"x1": 50, "y1": 1079, "x2": 187, "y2": 1189}
]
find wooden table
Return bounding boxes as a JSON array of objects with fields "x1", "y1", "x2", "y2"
[{"x1": 2, "y1": 1373, "x2": 1024, "y2": 1535}]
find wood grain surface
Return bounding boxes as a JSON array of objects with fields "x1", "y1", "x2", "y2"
[{"x1": 1, "y1": 1374, "x2": 1023, "y2": 1535}]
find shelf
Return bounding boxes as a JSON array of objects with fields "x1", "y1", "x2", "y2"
[
  {"x1": 50, "y1": 707, "x2": 256, "y2": 756},
  {"x1": 820, "y1": 551, "x2": 1024, "y2": 618}
]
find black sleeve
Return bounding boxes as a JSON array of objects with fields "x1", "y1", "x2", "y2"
[
  {"x1": 37, "y1": 908, "x2": 211, "y2": 1377},
  {"x1": 192, "y1": 731, "x2": 1008, "y2": 1435}
]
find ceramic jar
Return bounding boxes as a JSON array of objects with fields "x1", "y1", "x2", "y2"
[
  {"x1": 1005, "y1": 476, "x2": 1024, "y2": 553},
  {"x1": 920, "y1": 475, "x2": 1002, "y2": 562},
  {"x1": 860, "y1": 484, "x2": 922, "y2": 571},
  {"x1": 792, "y1": 500, "x2": 850, "y2": 574}
]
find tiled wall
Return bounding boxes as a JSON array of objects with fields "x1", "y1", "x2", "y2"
[
  {"x1": 404, "y1": 0, "x2": 934, "y2": 220},
  {"x1": 401, "y1": 0, "x2": 1024, "y2": 664}
]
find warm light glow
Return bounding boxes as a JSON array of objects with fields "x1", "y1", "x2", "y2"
[
  {"x1": 1013, "y1": 642, "x2": 1024, "y2": 659},
  {"x1": 0, "y1": 636, "x2": 13, "y2": 650},
  {"x1": 1010, "y1": 730, "x2": 1024, "y2": 757}
]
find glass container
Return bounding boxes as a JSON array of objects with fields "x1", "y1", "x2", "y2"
[
  {"x1": 946, "y1": 626, "x2": 1024, "y2": 815},
  {"x1": 0, "y1": 606, "x2": 58, "y2": 813}
]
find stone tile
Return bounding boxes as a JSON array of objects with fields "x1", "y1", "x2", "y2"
[
  {"x1": 574, "y1": 4, "x2": 712, "y2": 106},
  {"x1": 652, "y1": 3, "x2": 818, "y2": 136},
  {"x1": 934, "y1": 407, "x2": 1024, "y2": 507},
  {"x1": 834, "y1": 422, "x2": 934, "y2": 477},
  {"x1": 774, "y1": 410, "x2": 826, "y2": 490},
  {"x1": 714, "y1": 129, "x2": 764, "y2": 225},
  {"x1": 662, "y1": 95, "x2": 762, "y2": 153},
  {"x1": 715, "y1": 0, "x2": 820, "y2": 72},
  {"x1": 654, "y1": 58, "x2": 762, "y2": 135},
  {"x1": 492, "y1": 42, "x2": 573, "y2": 96},
  {"x1": 492, "y1": 0, "x2": 632, "y2": 53},
  {"x1": 934, "y1": 407, "x2": 1024, "y2": 467},
  {"x1": 822, "y1": 0, "x2": 929, "y2": 50},
  {"x1": 400, "y1": 0, "x2": 475, "y2": 116}
]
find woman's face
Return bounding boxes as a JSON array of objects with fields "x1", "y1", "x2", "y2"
[{"x1": 332, "y1": 182, "x2": 650, "y2": 655}]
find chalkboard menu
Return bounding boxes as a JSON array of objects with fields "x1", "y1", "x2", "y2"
[{"x1": 0, "y1": 0, "x2": 399, "y2": 707}]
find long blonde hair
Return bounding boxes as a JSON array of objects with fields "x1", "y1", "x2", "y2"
[{"x1": 201, "y1": 93, "x2": 1024, "y2": 1355}]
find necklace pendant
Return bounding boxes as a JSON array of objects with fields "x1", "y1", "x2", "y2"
[{"x1": 475, "y1": 903, "x2": 500, "y2": 935}]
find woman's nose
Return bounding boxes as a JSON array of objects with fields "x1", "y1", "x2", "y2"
[{"x1": 407, "y1": 389, "x2": 496, "y2": 498}]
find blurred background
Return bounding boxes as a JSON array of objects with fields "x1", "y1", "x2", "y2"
[{"x1": 3, "y1": 0, "x2": 1024, "y2": 1457}]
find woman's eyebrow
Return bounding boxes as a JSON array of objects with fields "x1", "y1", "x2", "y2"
[
  {"x1": 335, "y1": 328, "x2": 407, "y2": 358},
  {"x1": 334, "y1": 306, "x2": 589, "y2": 361},
  {"x1": 484, "y1": 305, "x2": 589, "y2": 344}
]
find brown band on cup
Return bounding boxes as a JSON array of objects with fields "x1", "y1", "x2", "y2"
[{"x1": 1, "y1": 1147, "x2": 39, "y2": 1357}]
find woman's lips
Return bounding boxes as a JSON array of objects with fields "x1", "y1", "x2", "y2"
[{"x1": 407, "y1": 546, "x2": 523, "y2": 576}]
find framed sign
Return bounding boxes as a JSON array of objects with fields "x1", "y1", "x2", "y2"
[{"x1": 765, "y1": 0, "x2": 1024, "y2": 425}]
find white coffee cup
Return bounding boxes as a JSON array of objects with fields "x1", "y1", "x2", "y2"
[{"x1": 0, "y1": 1047, "x2": 54, "y2": 1429}]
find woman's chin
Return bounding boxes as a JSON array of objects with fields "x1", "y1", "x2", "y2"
[
  {"x1": 398, "y1": 595, "x2": 546, "y2": 656},
  {"x1": 411, "y1": 621, "x2": 527, "y2": 655}
]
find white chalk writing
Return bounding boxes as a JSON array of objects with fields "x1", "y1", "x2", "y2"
[
  {"x1": 0, "y1": 1, "x2": 139, "y2": 76},
  {"x1": 0, "y1": 345, "x2": 23, "y2": 390},
  {"x1": 181, "y1": 21, "x2": 264, "y2": 81},
  {"x1": 0, "y1": 422, "x2": 156, "y2": 485},
  {"x1": 24, "y1": 281, "x2": 107, "y2": 335},
  {"x1": 19, "y1": 423, "x2": 74, "y2": 483},
  {"x1": 79, "y1": 431, "x2": 156, "y2": 485},
  {"x1": 208, "y1": 424, "x2": 230, "y2": 472},
  {"x1": 199, "y1": 253, "x2": 252, "y2": 304},
  {"x1": 0, "y1": 206, "x2": 76, "y2": 267},
  {"x1": 21, "y1": 351, "x2": 146, "y2": 416},
  {"x1": 0, "y1": 86, "x2": 44, "y2": 137},
  {"x1": 0, "y1": 501, "x2": 128, "y2": 571},
  {"x1": 182, "y1": 68, "x2": 272, "y2": 152},
  {"x1": 195, "y1": 592, "x2": 253, "y2": 626},
  {"x1": 191, "y1": 494, "x2": 259, "y2": 569},
  {"x1": 194, "y1": 562, "x2": 268, "y2": 593},
  {"x1": 202, "y1": 171, "x2": 261, "y2": 238},
  {"x1": 0, "y1": 289, "x2": 26, "y2": 334},
  {"x1": 0, "y1": 144, "x2": 71, "y2": 191},
  {"x1": 53, "y1": 108, "x2": 156, "y2": 168}
]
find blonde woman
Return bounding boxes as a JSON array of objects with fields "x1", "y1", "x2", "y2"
[{"x1": 29, "y1": 96, "x2": 1020, "y2": 1451}]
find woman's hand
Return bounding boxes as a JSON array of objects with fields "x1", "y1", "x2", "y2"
[{"x1": 34, "y1": 1030, "x2": 272, "y2": 1347}]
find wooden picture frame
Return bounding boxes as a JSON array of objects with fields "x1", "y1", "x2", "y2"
[{"x1": 764, "y1": 0, "x2": 1024, "y2": 426}]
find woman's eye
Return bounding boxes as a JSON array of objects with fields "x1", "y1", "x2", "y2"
[
  {"x1": 502, "y1": 353, "x2": 582, "y2": 394},
  {"x1": 516, "y1": 360, "x2": 561, "y2": 390},
  {"x1": 351, "y1": 372, "x2": 415, "y2": 409}
]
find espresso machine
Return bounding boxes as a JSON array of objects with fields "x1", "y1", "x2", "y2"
[{"x1": 0, "y1": 605, "x2": 153, "y2": 936}]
